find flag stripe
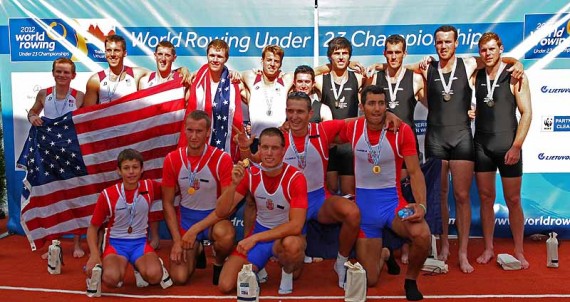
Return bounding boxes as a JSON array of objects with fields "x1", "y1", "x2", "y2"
[{"x1": 18, "y1": 80, "x2": 186, "y2": 250}]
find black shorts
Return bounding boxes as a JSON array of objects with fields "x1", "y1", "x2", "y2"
[
  {"x1": 474, "y1": 131, "x2": 522, "y2": 178},
  {"x1": 425, "y1": 125, "x2": 474, "y2": 161},
  {"x1": 327, "y1": 143, "x2": 354, "y2": 176}
]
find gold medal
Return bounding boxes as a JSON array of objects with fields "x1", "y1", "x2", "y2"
[
  {"x1": 187, "y1": 187, "x2": 196, "y2": 195},
  {"x1": 373, "y1": 165, "x2": 381, "y2": 174},
  {"x1": 242, "y1": 158, "x2": 250, "y2": 167},
  {"x1": 127, "y1": 226, "x2": 133, "y2": 234}
]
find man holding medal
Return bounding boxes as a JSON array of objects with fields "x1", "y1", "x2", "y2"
[
  {"x1": 161, "y1": 110, "x2": 236, "y2": 285},
  {"x1": 414, "y1": 25, "x2": 524, "y2": 273},
  {"x1": 216, "y1": 127, "x2": 308, "y2": 295},
  {"x1": 337, "y1": 85, "x2": 430, "y2": 301},
  {"x1": 472, "y1": 32, "x2": 532, "y2": 269}
]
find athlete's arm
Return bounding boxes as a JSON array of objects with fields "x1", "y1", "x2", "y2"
[
  {"x1": 402, "y1": 154, "x2": 427, "y2": 223},
  {"x1": 506, "y1": 74, "x2": 532, "y2": 165},
  {"x1": 413, "y1": 73, "x2": 428, "y2": 108},
  {"x1": 75, "y1": 91, "x2": 85, "y2": 109},
  {"x1": 28, "y1": 89, "x2": 46, "y2": 126},
  {"x1": 83, "y1": 75, "x2": 100, "y2": 107}
]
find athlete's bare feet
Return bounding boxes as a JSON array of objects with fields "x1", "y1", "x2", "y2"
[
  {"x1": 515, "y1": 252, "x2": 530, "y2": 269},
  {"x1": 73, "y1": 246, "x2": 85, "y2": 258},
  {"x1": 458, "y1": 253, "x2": 474, "y2": 273},
  {"x1": 438, "y1": 242, "x2": 450, "y2": 262},
  {"x1": 476, "y1": 249, "x2": 494, "y2": 264}
]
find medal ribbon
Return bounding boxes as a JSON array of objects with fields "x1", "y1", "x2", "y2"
[
  {"x1": 288, "y1": 126, "x2": 310, "y2": 170},
  {"x1": 119, "y1": 183, "x2": 140, "y2": 233},
  {"x1": 437, "y1": 57, "x2": 457, "y2": 96},
  {"x1": 485, "y1": 62, "x2": 506, "y2": 101},
  {"x1": 185, "y1": 145, "x2": 208, "y2": 190},
  {"x1": 385, "y1": 68, "x2": 406, "y2": 104},
  {"x1": 363, "y1": 121, "x2": 387, "y2": 169}
]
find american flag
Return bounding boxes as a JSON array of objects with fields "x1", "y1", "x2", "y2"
[{"x1": 17, "y1": 80, "x2": 186, "y2": 250}]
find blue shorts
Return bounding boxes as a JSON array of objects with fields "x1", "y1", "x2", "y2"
[
  {"x1": 245, "y1": 223, "x2": 275, "y2": 270},
  {"x1": 179, "y1": 206, "x2": 212, "y2": 241},
  {"x1": 307, "y1": 188, "x2": 326, "y2": 221},
  {"x1": 104, "y1": 237, "x2": 153, "y2": 265},
  {"x1": 355, "y1": 187, "x2": 398, "y2": 238}
]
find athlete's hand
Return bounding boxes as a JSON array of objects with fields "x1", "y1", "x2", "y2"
[
  {"x1": 279, "y1": 120, "x2": 291, "y2": 132},
  {"x1": 507, "y1": 62, "x2": 524, "y2": 81},
  {"x1": 349, "y1": 61, "x2": 366, "y2": 75},
  {"x1": 232, "y1": 162, "x2": 247, "y2": 186},
  {"x1": 385, "y1": 111, "x2": 402, "y2": 133},
  {"x1": 84, "y1": 256, "x2": 102, "y2": 278},
  {"x1": 468, "y1": 105, "x2": 476, "y2": 120},
  {"x1": 29, "y1": 115, "x2": 44, "y2": 126},
  {"x1": 237, "y1": 236, "x2": 257, "y2": 255},
  {"x1": 178, "y1": 67, "x2": 194, "y2": 87},
  {"x1": 419, "y1": 56, "x2": 434, "y2": 71},
  {"x1": 229, "y1": 70, "x2": 242, "y2": 84},
  {"x1": 402, "y1": 204, "x2": 426, "y2": 223},
  {"x1": 233, "y1": 125, "x2": 255, "y2": 150},
  {"x1": 170, "y1": 241, "x2": 186, "y2": 264},
  {"x1": 504, "y1": 145, "x2": 521, "y2": 165},
  {"x1": 366, "y1": 63, "x2": 382, "y2": 78},
  {"x1": 181, "y1": 229, "x2": 198, "y2": 250}
]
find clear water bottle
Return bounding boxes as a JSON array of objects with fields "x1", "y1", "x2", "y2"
[
  {"x1": 47, "y1": 240, "x2": 62, "y2": 274},
  {"x1": 86, "y1": 264, "x2": 102, "y2": 297},
  {"x1": 398, "y1": 208, "x2": 414, "y2": 219}
]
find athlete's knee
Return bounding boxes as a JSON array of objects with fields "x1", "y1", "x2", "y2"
[
  {"x1": 212, "y1": 221, "x2": 236, "y2": 244},
  {"x1": 367, "y1": 273, "x2": 379, "y2": 287},
  {"x1": 453, "y1": 189, "x2": 471, "y2": 204},
  {"x1": 504, "y1": 191, "x2": 521, "y2": 209},
  {"x1": 218, "y1": 276, "x2": 235, "y2": 294},
  {"x1": 170, "y1": 269, "x2": 189, "y2": 285},
  {"x1": 142, "y1": 264, "x2": 162, "y2": 285},
  {"x1": 342, "y1": 203, "x2": 361, "y2": 226},
  {"x1": 281, "y1": 236, "x2": 304, "y2": 254},
  {"x1": 102, "y1": 269, "x2": 122, "y2": 287}
]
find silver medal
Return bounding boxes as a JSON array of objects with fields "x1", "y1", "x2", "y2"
[
  {"x1": 443, "y1": 92, "x2": 451, "y2": 101},
  {"x1": 485, "y1": 98, "x2": 495, "y2": 108},
  {"x1": 389, "y1": 100, "x2": 397, "y2": 109},
  {"x1": 266, "y1": 110, "x2": 272, "y2": 116}
]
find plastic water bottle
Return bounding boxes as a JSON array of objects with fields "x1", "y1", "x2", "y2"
[
  {"x1": 237, "y1": 264, "x2": 259, "y2": 302},
  {"x1": 86, "y1": 264, "x2": 102, "y2": 297},
  {"x1": 398, "y1": 207, "x2": 414, "y2": 219},
  {"x1": 47, "y1": 240, "x2": 62, "y2": 274},
  {"x1": 547, "y1": 232, "x2": 559, "y2": 268}
]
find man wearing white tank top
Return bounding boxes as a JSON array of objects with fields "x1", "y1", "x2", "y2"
[
  {"x1": 216, "y1": 128, "x2": 308, "y2": 295},
  {"x1": 27, "y1": 57, "x2": 85, "y2": 259},
  {"x1": 139, "y1": 40, "x2": 182, "y2": 91},
  {"x1": 83, "y1": 34, "x2": 150, "y2": 106}
]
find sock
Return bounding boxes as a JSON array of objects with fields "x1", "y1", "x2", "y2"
[
  {"x1": 134, "y1": 269, "x2": 149, "y2": 287},
  {"x1": 212, "y1": 264, "x2": 223, "y2": 285},
  {"x1": 404, "y1": 279, "x2": 423, "y2": 301},
  {"x1": 257, "y1": 267, "x2": 268, "y2": 283},
  {"x1": 386, "y1": 248, "x2": 401, "y2": 275},
  {"x1": 334, "y1": 253, "x2": 349, "y2": 289},
  {"x1": 196, "y1": 245, "x2": 206, "y2": 269},
  {"x1": 278, "y1": 268, "x2": 293, "y2": 295},
  {"x1": 304, "y1": 256, "x2": 313, "y2": 263}
]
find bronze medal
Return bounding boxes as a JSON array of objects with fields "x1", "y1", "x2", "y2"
[
  {"x1": 127, "y1": 226, "x2": 133, "y2": 234},
  {"x1": 373, "y1": 165, "x2": 381, "y2": 174}
]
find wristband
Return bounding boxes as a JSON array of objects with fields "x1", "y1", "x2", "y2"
[{"x1": 418, "y1": 203, "x2": 427, "y2": 213}]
